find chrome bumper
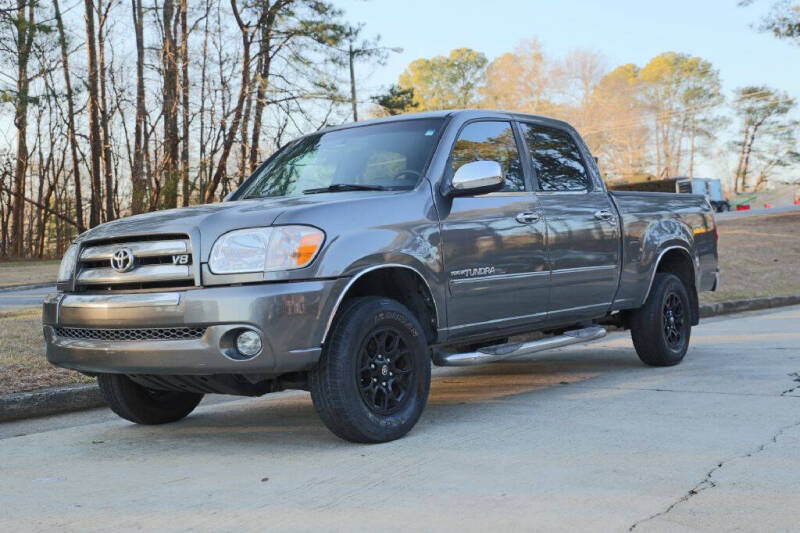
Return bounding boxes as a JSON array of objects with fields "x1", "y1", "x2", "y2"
[{"x1": 43, "y1": 280, "x2": 347, "y2": 376}]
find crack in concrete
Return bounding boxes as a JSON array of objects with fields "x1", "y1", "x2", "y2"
[
  {"x1": 780, "y1": 372, "x2": 800, "y2": 396},
  {"x1": 564, "y1": 384, "x2": 798, "y2": 399},
  {"x1": 628, "y1": 418, "x2": 800, "y2": 531}
]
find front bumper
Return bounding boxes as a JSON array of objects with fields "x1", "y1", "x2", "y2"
[{"x1": 43, "y1": 280, "x2": 345, "y2": 376}]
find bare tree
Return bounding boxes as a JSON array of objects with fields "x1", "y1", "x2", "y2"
[
  {"x1": 4, "y1": 0, "x2": 37, "y2": 256},
  {"x1": 180, "y1": 0, "x2": 190, "y2": 205},
  {"x1": 53, "y1": 0, "x2": 86, "y2": 232},
  {"x1": 84, "y1": 0, "x2": 103, "y2": 227},
  {"x1": 204, "y1": 0, "x2": 252, "y2": 202},
  {"x1": 130, "y1": 0, "x2": 147, "y2": 214},
  {"x1": 161, "y1": 0, "x2": 180, "y2": 208},
  {"x1": 96, "y1": 0, "x2": 115, "y2": 220}
]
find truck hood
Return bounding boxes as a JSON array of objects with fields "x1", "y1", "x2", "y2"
[{"x1": 76, "y1": 191, "x2": 403, "y2": 254}]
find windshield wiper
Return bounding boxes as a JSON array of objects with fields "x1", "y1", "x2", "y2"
[{"x1": 302, "y1": 183, "x2": 396, "y2": 194}]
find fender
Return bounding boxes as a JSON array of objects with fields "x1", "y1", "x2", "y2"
[
  {"x1": 321, "y1": 262, "x2": 442, "y2": 344},
  {"x1": 641, "y1": 244, "x2": 698, "y2": 306}
]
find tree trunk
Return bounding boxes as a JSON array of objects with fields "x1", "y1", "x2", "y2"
[
  {"x1": 249, "y1": 18, "x2": 273, "y2": 174},
  {"x1": 180, "y1": 0, "x2": 191, "y2": 206},
  {"x1": 238, "y1": 63, "x2": 253, "y2": 185},
  {"x1": 53, "y1": 0, "x2": 86, "y2": 233},
  {"x1": 741, "y1": 123, "x2": 761, "y2": 192},
  {"x1": 161, "y1": 0, "x2": 180, "y2": 208},
  {"x1": 733, "y1": 128, "x2": 750, "y2": 194},
  {"x1": 11, "y1": 0, "x2": 35, "y2": 257},
  {"x1": 131, "y1": 0, "x2": 147, "y2": 214},
  {"x1": 197, "y1": 0, "x2": 211, "y2": 200},
  {"x1": 97, "y1": 2, "x2": 115, "y2": 221},
  {"x1": 204, "y1": 0, "x2": 251, "y2": 203},
  {"x1": 688, "y1": 117, "x2": 695, "y2": 179},
  {"x1": 84, "y1": 0, "x2": 103, "y2": 227}
]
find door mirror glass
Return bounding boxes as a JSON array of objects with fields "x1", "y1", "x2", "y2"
[{"x1": 450, "y1": 160, "x2": 504, "y2": 196}]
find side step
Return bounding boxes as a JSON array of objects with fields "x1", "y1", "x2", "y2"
[{"x1": 432, "y1": 326, "x2": 607, "y2": 367}]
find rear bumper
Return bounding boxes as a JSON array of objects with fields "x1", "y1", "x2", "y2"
[{"x1": 43, "y1": 280, "x2": 345, "y2": 376}]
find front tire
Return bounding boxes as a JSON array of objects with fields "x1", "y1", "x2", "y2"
[
  {"x1": 97, "y1": 374, "x2": 203, "y2": 425},
  {"x1": 310, "y1": 297, "x2": 431, "y2": 443},
  {"x1": 630, "y1": 273, "x2": 692, "y2": 367}
]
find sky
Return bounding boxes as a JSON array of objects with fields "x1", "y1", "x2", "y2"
[
  {"x1": 339, "y1": 0, "x2": 799, "y2": 101},
  {"x1": 336, "y1": 0, "x2": 798, "y2": 181}
]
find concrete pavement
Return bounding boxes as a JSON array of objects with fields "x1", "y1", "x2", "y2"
[{"x1": 1, "y1": 306, "x2": 799, "y2": 531}]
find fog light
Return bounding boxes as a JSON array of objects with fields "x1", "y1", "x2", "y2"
[{"x1": 236, "y1": 330, "x2": 262, "y2": 357}]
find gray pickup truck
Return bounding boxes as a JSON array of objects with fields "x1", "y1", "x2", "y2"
[{"x1": 44, "y1": 110, "x2": 719, "y2": 442}]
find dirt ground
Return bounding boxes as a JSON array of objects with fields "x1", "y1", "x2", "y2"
[
  {"x1": 0, "y1": 307, "x2": 93, "y2": 395},
  {"x1": 0, "y1": 260, "x2": 59, "y2": 288},
  {"x1": 702, "y1": 211, "x2": 800, "y2": 303}
]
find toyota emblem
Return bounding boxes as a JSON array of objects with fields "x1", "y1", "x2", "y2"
[{"x1": 110, "y1": 248, "x2": 135, "y2": 273}]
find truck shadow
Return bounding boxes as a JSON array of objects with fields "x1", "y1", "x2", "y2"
[{"x1": 88, "y1": 348, "x2": 645, "y2": 451}]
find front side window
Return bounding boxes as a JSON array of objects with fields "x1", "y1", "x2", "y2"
[
  {"x1": 240, "y1": 119, "x2": 444, "y2": 198},
  {"x1": 520, "y1": 123, "x2": 591, "y2": 192},
  {"x1": 450, "y1": 121, "x2": 526, "y2": 192}
]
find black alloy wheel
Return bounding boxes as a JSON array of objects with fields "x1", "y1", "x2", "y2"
[
  {"x1": 310, "y1": 296, "x2": 431, "y2": 443},
  {"x1": 662, "y1": 292, "x2": 686, "y2": 349},
  {"x1": 357, "y1": 327, "x2": 416, "y2": 415}
]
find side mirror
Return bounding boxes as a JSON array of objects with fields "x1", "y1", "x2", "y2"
[{"x1": 448, "y1": 160, "x2": 504, "y2": 197}]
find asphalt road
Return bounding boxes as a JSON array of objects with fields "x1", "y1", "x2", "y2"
[
  {"x1": 1, "y1": 306, "x2": 799, "y2": 531},
  {"x1": 715, "y1": 203, "x2": 800, "y2": 221},
  {"x1": 0, "y1": 285, "x2": 54, "y2": 310}
]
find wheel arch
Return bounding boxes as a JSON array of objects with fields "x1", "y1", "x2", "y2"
[
  {"x1": 322, "y1": 263, "x2": 440, "y2": 345},
  {"x1": 644, "y1": 246, "x2": 700, "y2": 325}
]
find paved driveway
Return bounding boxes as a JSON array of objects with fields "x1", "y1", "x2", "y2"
[{"x1": 1, "y1": 306, "x2": 799, "y2": 531}]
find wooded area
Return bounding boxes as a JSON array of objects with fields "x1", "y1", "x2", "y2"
[
  {"x1": 381, "y1": 44, "x2": 798, "y2": 195},
  {"x1": 0, "y1": 0, "x2": 365, "y2": 258},
  {"x1": 0, "y1": 0, "x2": 797, "y2": 260}
]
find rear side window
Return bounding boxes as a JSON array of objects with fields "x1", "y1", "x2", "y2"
[
  {"x1": 520, "y1": 123, "x2": 591, "y2": 192},
  {"x1": 451, "y1": 121, "x2": 526, "y2": 192}
]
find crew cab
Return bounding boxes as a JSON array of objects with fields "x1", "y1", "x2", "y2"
[{"x1": 44, "y1": 110, "x2": 719, "y2": 442}]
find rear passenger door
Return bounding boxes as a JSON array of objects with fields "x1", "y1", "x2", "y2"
[
  {"x1": 519, "y1": 122, "x2": 620, "y2": 321},
  {"x1": 440, "y1": 120, "x2": 549, "y2": 336}
]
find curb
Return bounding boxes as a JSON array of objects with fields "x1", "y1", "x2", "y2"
[
  {"x1": 2, "y1": 294, "x2": 800, "y2": 424},
  {"x1": 0, "y1": 282, "x2": 55, "y2": 293},
  {"x1": 699, "y1": 293, "x2": 800, "y2": 318},
  {"x1": 0, "y1": 384, "x2": 105, "y2": 423}
]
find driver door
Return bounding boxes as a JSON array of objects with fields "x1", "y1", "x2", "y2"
[{"x1": 439, "y1": 120, "x2": 549, "y2": 338}]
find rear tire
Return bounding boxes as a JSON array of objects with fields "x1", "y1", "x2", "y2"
[
  {"x1": 630, "y1": 273, "x2": 692, "y2": 367},
  {"x1": 310, "y1": 297, "x2": 431, "y2": 443},
  {"x1": 97, "y1": 374, "x2": 203, "y2": 425}
]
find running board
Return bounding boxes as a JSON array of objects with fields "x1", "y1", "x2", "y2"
[{"x1": 432, "y1": 326, "x2": 607, "y2": 367}]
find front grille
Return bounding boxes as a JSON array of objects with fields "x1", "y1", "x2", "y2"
[
  {"x1": 75, "y1": 234, "x2": 195, "y2": 292},
  {"x1": 54, "y1": 326, "x2": 206, "y2": 341}
]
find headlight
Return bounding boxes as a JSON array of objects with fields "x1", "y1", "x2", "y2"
[
  {"x1": 208, "y1": 226, "x2": 324, "y2": 274},
  {"x1": 57, "y1": 244, "x2": 79, "y2": 282}
]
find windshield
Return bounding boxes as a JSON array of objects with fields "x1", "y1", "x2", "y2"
[{"x1": 239, "y1": 118, "x2": 444, "y2": 198}]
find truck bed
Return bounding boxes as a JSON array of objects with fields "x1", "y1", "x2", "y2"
[{"x1": 610, "y1": 191, "x2": 718, "y2": 310}]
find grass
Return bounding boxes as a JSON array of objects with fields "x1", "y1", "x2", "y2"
[
  {"x1": 0, "y1": 307, "x2": 93, "y2": 395},
  {"x1": 701, "y1": 211, "x2": 800, "y2": 303},
  {"x1": 0, "y1": 212, "x2": 797, "y2": 395},
  {"x1": 0, "y1": 259, "x2": 59, "y2": 288}
]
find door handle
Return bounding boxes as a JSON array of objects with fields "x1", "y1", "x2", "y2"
[
  {"x1": 594, "y1": 209, "x2": 616, "y2": 222},
  {"x1": 516, "y1": 212, "x2": 540, "y2": 224}
]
